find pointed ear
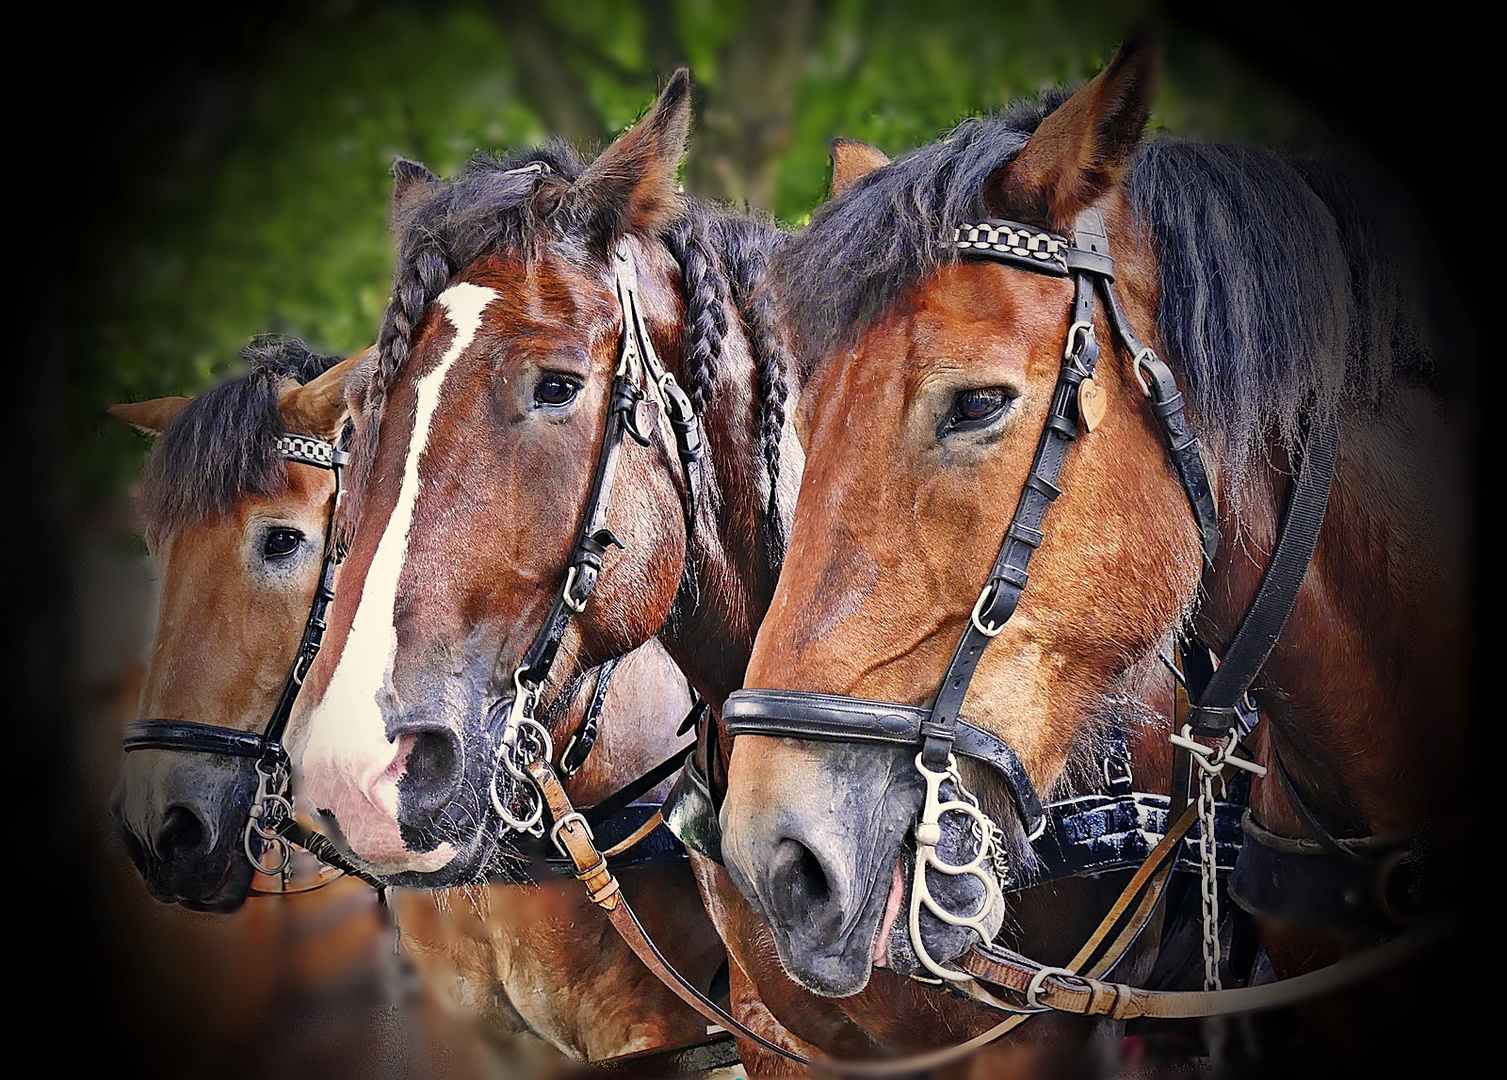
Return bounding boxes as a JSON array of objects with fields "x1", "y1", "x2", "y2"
[
  {"x1": 278, "y1": 354, "x2": 361, "y2": 440},
  {"x1": 568, "y1": 68, "x2": 692, "y2": 240},
  {"x1": 391, "y1": 157, "x2": 441, "y2": 223},
  {"x1": 107, "y1": 397, "x2": 192, "y2": 435},
  {"x1": 985, "y1": 37, "x2": 1156, "y2": 228},
  {"x1": 830, "y1": 139, "x2": 890, "y2": 197}
]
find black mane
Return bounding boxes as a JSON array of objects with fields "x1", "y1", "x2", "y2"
[
  {"x1": 773, "y1": 89, "x2": 1445, "y2": 498},
  {"x1": 360, "y1": 138, "x2": 793, "y2": 563},
  {"x1": 139, "y1": 336, "x2": 344, "y2": 533}
]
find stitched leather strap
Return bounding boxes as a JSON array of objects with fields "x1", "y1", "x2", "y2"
[
  {"x1": 723, "y1": 689, "x2": 1045, "y2": 837},
  {"x1": 1187, "y1": 411, "x2": 1340, "y2": 736}
]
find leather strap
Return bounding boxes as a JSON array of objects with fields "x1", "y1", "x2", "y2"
[
  {"x1": 123, "y1": 719, "x2": 267, "y2": 759},
  {"x1": 1187, "y1": 410, "x2": 1340, "y2": 736}
]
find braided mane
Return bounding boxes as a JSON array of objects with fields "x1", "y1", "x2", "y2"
[{"x1": 351, "y1": 140, "x2": 792, "y2": 567}]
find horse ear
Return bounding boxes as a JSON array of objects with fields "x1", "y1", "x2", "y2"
[
  {"x1": 107, "y1": 397, "x2": 191, "y2": 435},
  {"x1": 985, "y1": 37, "x2": 1157, "y2": 228},
  {"x1": 392, "y1": 157, "x2": 440, "y2": 222},
  {"x1": 830, "y1": 139, "x2": 890, "y2": 197},
  {"x1": 278, "y1": 353, "x2": 363, "y2": 440},
  {"x1": 569, "y1": 68, "x2": 692, "y2": 240}
]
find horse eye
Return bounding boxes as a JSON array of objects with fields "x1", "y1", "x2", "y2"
[
  {"x1": 263, "y1": 528, "x2": 303, "y2": 559},
  {"x1": 535, "y1": 374, "x2": 581, "y2": 408},
  {"x1": 945, "y1": 387, "x2": 1012, "y2": 433}
]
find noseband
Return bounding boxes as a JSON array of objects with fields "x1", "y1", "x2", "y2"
[
  {"x1": 121, "y1": 433, "x2": 370, "y2": 883},
  {"x1": 723, "y1": 207, "x2": 1225, "y2": 980}
]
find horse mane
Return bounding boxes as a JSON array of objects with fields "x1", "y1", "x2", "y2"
[
  {"x1": 354, "y1": 139, "x2": 792, "y2": 565},
  {"x1": 139, "y1": 336, "x2": 345, "y2": 534},
  {"x1": 773, "y1": 87, "x2": 1447, "y2": 501}
]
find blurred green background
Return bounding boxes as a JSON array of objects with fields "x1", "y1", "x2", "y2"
[{"x1": 53, "y1": 0, "x2": 1451, "y2": 503}]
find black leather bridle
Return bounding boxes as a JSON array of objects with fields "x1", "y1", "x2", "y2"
[
  {"x1": 486, "y1": 235, "x2": 708, "y2": 838},
  {"x1": 724, "y1": 208, "x2": 1220, "y2": 838},
  {"x1": 119, "y1": 433, "x2": 380, "y2": 885}
]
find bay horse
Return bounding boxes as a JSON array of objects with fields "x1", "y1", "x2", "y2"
[
  {"x1": 288, "y1": 70, "x2": 1243, "y2": 1075},
  {"x1": 719, "y1": 36, "x2": 1469, "y2": 1072},
  {"x1": 108, "y1": 337, "x2": 720, "y2": 1062}
]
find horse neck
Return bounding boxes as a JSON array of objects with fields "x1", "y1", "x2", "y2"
[{"x1": 1197, "y1": 400, "x2": 1469, "y2": 840}]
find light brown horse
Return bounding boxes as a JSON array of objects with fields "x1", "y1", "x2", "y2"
[
  {"x1": 286, "y1": 71, "x2": 1239, "y2": 1077},
  {"x1": 109, "y1": 338, "x2": 721, "y2": 1063},
  {"x1": 720, "y1": 37, "x2": 1470, "y2": 1074}
]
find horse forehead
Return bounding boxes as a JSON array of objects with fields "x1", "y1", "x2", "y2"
[{"x1": 460, "y1": 250, "x2": 618, "y2": 335}]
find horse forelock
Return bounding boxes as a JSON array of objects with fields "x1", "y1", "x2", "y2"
[{"x1": 139, "y1": 336, "x2": 345, "y2": 536}]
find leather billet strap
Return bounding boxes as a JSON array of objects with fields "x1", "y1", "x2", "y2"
[
  {"x1": 723, "y1": 690, "x2": 1045, "y2": 839},
  {"x1": 559, "y1": 649, "x2": 621, "y2": 777}
]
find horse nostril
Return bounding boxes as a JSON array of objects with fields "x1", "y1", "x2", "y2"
[
  {"x1": 769, "y1": 837, "x2": 834, "y2": 913},
  {"x1": 157, "y1": 804, "x2": 209, "y2": 860},
  {"x1": 400, "y1": 728, "x2": 463, "y2": 818}
]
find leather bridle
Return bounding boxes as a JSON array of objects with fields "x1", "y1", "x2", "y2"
[
  {"x1": 120, "y1": 433, "x2": 386, "y2": 890},
  {"x1": 485, "y1": 235, "x2": 708, "y2": 839},
  {"x1": 722, "y1": 207, "x2": 1226, "y2": 978}
]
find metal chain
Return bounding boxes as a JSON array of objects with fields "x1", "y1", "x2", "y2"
[{"x1": 1196, "y1": 757, "x2": 1222, "y2": 992}]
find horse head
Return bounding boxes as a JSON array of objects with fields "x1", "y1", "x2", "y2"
[
  {"x1": 109, "y1": 339, "x2": 359, "y2": 911},
  {"x1": 292, "y1": 72, "x2": 730, "y2": 884}
]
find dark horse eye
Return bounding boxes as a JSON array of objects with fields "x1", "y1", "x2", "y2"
[
  {"x1": 535, "y1": 374, "x2": 581, "y2": 408},
  {"x1": 945, "y1": 387, "x2": 1011, "y2": 433},
  {"x1": 263, "y1": 528, "x2": 303, "y2": 559}
]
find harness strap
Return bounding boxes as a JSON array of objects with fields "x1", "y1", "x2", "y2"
[
  {"x1": 123, "y1": 720, "x2": 267, "y2": 759},
  {"x1": 1186, "y1": 410, "x2": 1340, "y2": 736},
  {"x1": 560, "y1": 655, "x2": 621, "y2": 777}
]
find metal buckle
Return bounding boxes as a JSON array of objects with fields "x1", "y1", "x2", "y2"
[
  {"x1": 563, "y1": 564, "x2": 589, "y2": 613},
  {"x1": 1063, "y1": 321, "x2": 1096, "y2": 377},
  {"x1": 1132, "y1": 348, "x2": 1158, "y2": 396},
  {"x1": 970, "y1": 585, "x2": 1007, "y2": 637},
  {"x1": 549, "y1": 811, "x2": 594, "y2": 860},
  {"x1": 1025, "y1": 965, "x2": 1077, "y2": 1010}
]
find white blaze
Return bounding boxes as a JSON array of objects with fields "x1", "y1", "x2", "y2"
[{"x1": 296, "y1": 283, "x2": 495, "y2": 871}]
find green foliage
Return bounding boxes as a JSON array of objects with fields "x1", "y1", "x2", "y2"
[{"x1": 74, "y1": 0, "x2": 1349, "y2": 501}]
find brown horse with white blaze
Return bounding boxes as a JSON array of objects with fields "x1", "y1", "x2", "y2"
[{"x1": 720, "y1": 37, "x2": 1469, "y2": 1065}]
